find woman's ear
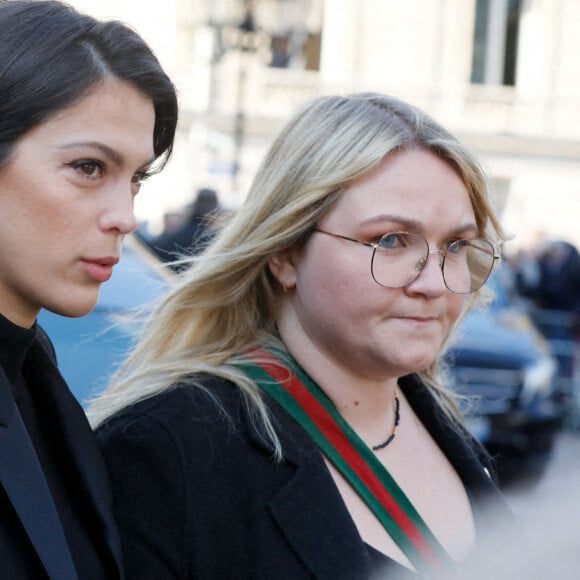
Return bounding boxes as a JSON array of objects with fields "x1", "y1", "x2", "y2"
[{"x1": 268, "y1": 249, "x2": 297, "y2": 291}]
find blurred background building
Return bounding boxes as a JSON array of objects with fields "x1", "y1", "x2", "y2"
[{"x1": 68, "y1": 0, "x2": 580, "y2": 253}]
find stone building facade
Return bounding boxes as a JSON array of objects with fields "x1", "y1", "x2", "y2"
[{"x1": 70, "y1": 0, "x2": 580, "y2": 251}]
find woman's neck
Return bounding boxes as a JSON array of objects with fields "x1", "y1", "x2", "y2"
[{"x1": 282, "y1": 340, "x2": 401, "y2": 444}]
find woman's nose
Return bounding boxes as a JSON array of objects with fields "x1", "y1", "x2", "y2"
[
  {"x1": 414, "y1": 249, "x2": 445, "y2": 274},
  {"x1": 407, "y1": 251, "x2": 447, "y2": 294},
  {"x1": 99, "y1": 186, "x2": 138, "y2": 234}
]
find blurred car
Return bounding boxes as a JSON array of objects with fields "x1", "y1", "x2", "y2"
[
  {"x1": 38, "y1": 235, "x2": 171, "y2": 406},
  {"x1": 446, "y1": 266, "x2": 562, "y2": 487}
]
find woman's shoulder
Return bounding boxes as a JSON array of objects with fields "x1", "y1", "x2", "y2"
[
  {"x1": 95, "y1": 372, "x2": 319, "y2": 465},
  {"x1": 94, "y1": 375, "x2": 311, "y2": 492},
  {"x1": 95, "y1": 376, "x2": 244, "y2": 443}
]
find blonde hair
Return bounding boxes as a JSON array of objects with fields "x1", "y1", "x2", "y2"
[{"x1": 88, "y1": 93, "x2": 506, "y2": 454}]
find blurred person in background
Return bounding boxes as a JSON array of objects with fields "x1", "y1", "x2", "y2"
[
  {"x1": 148, "y1": 187, "x2": 221, "y2": 271},
  {"x1": 0, "y1": 1, "x2": 177, "y2": 577},
  {"x1": 91, "y1": 93, "x2": 515, "y2": 579},
  {"x1": 514, "y1": 236, "x2": 580, "y2": 318},
  {"x1": 534, "y1": 240, "x2": 580, "y2": 318},
  {"x1": 513, "y1": 237, "x2": 580, "y2": 409}
]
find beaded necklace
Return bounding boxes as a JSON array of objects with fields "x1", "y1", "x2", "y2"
[{"x1": 372, "y1": 387, "x2": 401, "y2": 451}]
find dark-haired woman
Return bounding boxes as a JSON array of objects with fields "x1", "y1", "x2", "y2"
[{"x1": 0, "y1": 1, "x2": 177, "y2": 578}]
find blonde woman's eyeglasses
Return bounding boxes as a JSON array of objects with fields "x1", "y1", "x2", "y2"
[{"x1": 314, "y1": 229, "x2": 499, "y2": 295}]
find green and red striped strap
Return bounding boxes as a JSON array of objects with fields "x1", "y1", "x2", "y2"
[{"x1": 238, "y1": 347, "x2": 451, "y2": 574}]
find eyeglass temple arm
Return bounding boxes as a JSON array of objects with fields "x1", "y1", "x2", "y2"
[
  {"x1": 313, "y1": 229, "x2": 377, "y2": 248},
  {"x1": 316, "y1": 228, "x2": 502, "y2": 259}
]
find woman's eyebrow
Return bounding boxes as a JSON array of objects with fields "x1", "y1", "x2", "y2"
[
  {"x1": 449, "y1": 223, "x2": 479, "y2": 236},
  {"x1": 359, "y1": 214, "x2": 424, "y2": 231},
  {"x1": 58, "y1": 141, "x2": 156, "y2": 168},
  {"x1": 59, "y1": 141, "x2": 124, "y2": 165},
  {"x1": 359, "y1": 214, "x2": 478, "y2": 236}
]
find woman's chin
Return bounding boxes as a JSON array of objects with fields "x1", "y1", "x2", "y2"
[
  {"x1": 49, "y1": 296, "x2": 100, "y2": 319},
  {"x1": 401, "y1": 351, "x2": 440, "y2": 374}
]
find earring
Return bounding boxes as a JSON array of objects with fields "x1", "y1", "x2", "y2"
[{"x1": 282, "y1": 284, "x2": 288, "y2": 293}]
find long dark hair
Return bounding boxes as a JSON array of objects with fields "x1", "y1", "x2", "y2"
[{"x1": 0, "y1": 0, "x2": 178, "y2": 169}]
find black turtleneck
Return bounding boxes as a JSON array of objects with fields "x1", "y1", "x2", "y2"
[
  {"x1": 0, "y1": 313, "x2": 108, "y2": 579},
  {"x1": 0, "y1": 311, "x2": 36, "y2": 403}
]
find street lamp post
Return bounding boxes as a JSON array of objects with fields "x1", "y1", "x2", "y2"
[
  {"x1": 207, "y1": 0, "x2": 316, "y2": 198},
  {"x1": 232, "y1": 1, "x2": 257, "y2": 194},
  {"x1": 208, "y1": 0, "x2": 260, "y2": 197}
]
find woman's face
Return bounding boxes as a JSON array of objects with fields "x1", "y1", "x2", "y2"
[
  {"x1": 272, "y1": 148, "x2": 477, "y2": 382},
  {"x1": 0, "y1": 78, "x2": 155, "y2": 327}
]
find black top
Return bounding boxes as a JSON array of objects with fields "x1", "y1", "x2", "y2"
[
  {"x1": 97, "y1": 373, "x2": 515, "y2": 579},
  {"x1": 0, "y1": 313, "x2": 113, "y2": 579}
]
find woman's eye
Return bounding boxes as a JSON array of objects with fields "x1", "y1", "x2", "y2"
[
  {"x1": 69, "y1": 160, "x2": 105, "y2": 179},
  {"x1": 447, "y1": 239, "x2": 469, "y2": 254},
  {"x1": 378, "y1": 233, "x2": 407, "y2": 249},
  {"x1": 131, "y1": 170, "x2": 152, "y2": 185}
]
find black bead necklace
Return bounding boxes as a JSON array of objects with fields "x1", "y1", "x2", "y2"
[{"x1": 372, "y1": 387, "x2": 401, "y2": 451}]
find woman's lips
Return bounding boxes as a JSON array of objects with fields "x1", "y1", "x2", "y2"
[
  {"x1": 394, "y1": 316, "x2": 441, "y2": 329},
  {"x1": 81, "y1": 257, "x2": 118, "y2": 283}
]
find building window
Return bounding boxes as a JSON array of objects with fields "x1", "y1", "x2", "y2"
[
  {"x1": 471, "y1": 0, "x2": 521, "y2": 86},
  {"x1": 268, "y1": 31, "x2": 321, "y2": 70}
]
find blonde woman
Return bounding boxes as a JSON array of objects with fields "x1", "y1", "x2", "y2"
[{"x1": 91, "y1": 93, "x2": 514, "y2": 579}]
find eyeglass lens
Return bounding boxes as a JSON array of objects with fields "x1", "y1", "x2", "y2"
[{"x1": 370, "y1": 232, "x2": 495, "y2": 294}]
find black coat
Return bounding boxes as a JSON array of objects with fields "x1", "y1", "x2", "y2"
[
  {"x1": 0, "y1": 327, "x2": 123, "y2": 580},
  {"x1": 97, "y1": 374, "x2": 513, "y2": 579}
]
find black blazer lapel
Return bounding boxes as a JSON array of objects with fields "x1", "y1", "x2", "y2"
[
  {"x1": 247, "y1": 399, "x2": 373, "y2": 580},
  {"x1": 28, "y1": 338, "x2": 124, "y2": 577},
  {"x1": 400, "y1": 374, "x2": 498, "y2": 493},
  {"x1": 267, "y1": 457, "x2": 374, "y2": 580},
  {"x1": 400, "y1": 374, "x2": 515, "y2": 531},
  {"x1": 0, "y1": 391, "x2": 78, "y2": 579}
]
